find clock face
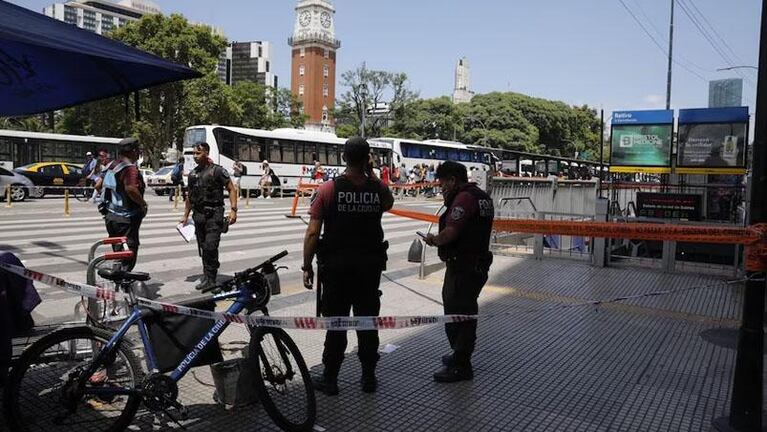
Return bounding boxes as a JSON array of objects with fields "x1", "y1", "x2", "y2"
[
  {"x1": 320, "y1": 11, "x2": 331, "y2": 28},
  {"x1": 299, "y1": 10, "x2": 311, "y2": 27}
]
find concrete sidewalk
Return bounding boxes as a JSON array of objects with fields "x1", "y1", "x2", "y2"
[{"x1": 2, "y1": 255, "x2": 755, "y2": 431}]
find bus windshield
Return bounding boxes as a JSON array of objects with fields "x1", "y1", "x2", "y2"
[{"x1": 184, "y1": 128, "x2": 206, "y2": 149}]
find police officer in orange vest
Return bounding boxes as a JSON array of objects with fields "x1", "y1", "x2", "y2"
[
  {"x1": 302, "y1": 137, "x2": 394, "y2": 395},
  {"x1": 425, "y1": 161, "x2": 494, "y2": 382}
]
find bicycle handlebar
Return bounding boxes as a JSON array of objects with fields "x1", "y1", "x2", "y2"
[{"x1": 201, "y1": 250, "x2": 289, "y2": 293}]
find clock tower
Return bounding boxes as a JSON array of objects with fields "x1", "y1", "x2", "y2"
[{"x1": 289, "y1": 0, "x2": 340, "y2": 130}]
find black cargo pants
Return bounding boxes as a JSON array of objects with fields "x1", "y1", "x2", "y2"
[
  {"x1": 442, "y1": 261, "x2": 488, "y2": 368},
  {"x1": 192, "y1": 206, "x2": 225, "y2": 279},
  {"x1": 319, "y1": 258, "x2": 383, "y2": 377}
]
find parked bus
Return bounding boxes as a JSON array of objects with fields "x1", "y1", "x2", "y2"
[
  {"x1": 0, "y1": 129, "x2": 122, "y2": 170},
  {"x1": 182, "y1": 125, "x2": 393, "y2": 192},
  {"x1": 370, "y1": 137, "x2": 496, "y2": 174}
]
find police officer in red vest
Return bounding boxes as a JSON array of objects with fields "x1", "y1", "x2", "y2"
[
  {"x1": 425, "y1": 161, "x2": 494, "y2": 383},
  {"x1": 302, "y1": 137, "x2": 394, "y2": 396}
]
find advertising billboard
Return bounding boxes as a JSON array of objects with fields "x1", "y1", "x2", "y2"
[
  {"x1": 676, "y1": 107, "x2": 749, "y2": 174},
  {"x1": 610, "y1": 110, "x2": 673, "y2": 173}
]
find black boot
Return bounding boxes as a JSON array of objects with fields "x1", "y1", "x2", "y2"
[
  {"x1": 441, "y1": 353, "x2": 454, "y2": 367},
  {"x1": 312, "y1": 373, "x2": 339, "y2": 396},
  {"x1": 433, "y1": 364, "x2": 473, "y2": 383},
  {"x1": 194, "y1": 275, "x2": 208, "y2": 291},
  {"x1": 361, "y1": 370, "x2": 377, "y2": 393}
]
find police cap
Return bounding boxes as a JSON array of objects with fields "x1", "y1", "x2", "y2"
[{"x1": 343, "y1": 136, "x2": 369, "y2": 166}]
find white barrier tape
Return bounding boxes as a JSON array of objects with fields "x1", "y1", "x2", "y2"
[{"x1": 0, "y1": 262, "x2": 476, "y2": 331}]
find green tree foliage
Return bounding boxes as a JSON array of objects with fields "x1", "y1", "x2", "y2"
[
  {"x1": 387, "y1": 91, "x2": 601, "y2": 160},
  {"x1": 55, "y1": 14, "x2": 305, "y2": 168},
  {"x1": 335, "y1": 63, "x2": 418, "y2": 138}
]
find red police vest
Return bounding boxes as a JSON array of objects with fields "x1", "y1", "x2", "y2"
[
  {"x1": 438, "y1": 184, "x2": 494, "y2": 265},
  {"x1": 321, "y1": 175, "x2": 385, "y2": 256}
]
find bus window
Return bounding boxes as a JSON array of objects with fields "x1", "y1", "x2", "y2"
[
  {"x1": 317, "y1": 144, "x2": 329, "y2": 165},
  {"x1": 281, "y1": 141, "x2": 296, "y2": 163},
  {"x1": 433, "y1": 148, "x2": 447, "y2": 160},
  {"x1": 238, "y1": 141, "x2": 251, "y2": 161},
  {"x1": 298, "y1": 142, "x2": 317, "y2": 164},
  {"x1": 270, "y1": 142, "x2": 281, "y2": 163},
  {"x1": 185, "y1": 128, "x2": 206, "y2": 147},
  {"x1": 215, "y1": 129, "x2": 235, "y2": 158},
  {"x1": 328, "y1": 144, "x2": 339, "y2": 165}
]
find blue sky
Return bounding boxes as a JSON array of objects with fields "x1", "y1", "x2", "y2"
[{"x1": 14, "y1": 0, "x2": 763, "y2": 116}]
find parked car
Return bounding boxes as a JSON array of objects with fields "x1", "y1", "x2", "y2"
[
  {"x1": 0, "y1": 166, "x2": 37, "y2": 201},
  {"x1": 14, "y1": 162, "x2": 83, "y2": 197},
  {"x1": 146, "y1": 166, "x2": 175, "y2": 195},
  {"x1": 139, "y1": 168, "x2": 154, "y2": 178}
]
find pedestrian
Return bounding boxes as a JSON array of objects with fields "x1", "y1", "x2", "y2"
[
  {"x1": 232, "y1": 159, "x2": 245, "y2": 191},
  {"x1": 170, "y1": 157, "x2": 186, "y2": 202},
  {"x1": 302, "y1": 137, "x2": 394, "y2": 396},
  {"x1": 82, "y1": 152, "x2": 96, "y2": 183},
  {"x1": 260, "y1": 160, "x2": 274, "y2": 199},
  {"x1": 312, "y1": 161, "x2": 326, "y2": 183},
  {"x1": 424, "y1": 161, "x2": 494, "y2": 383},
  {"x1": 380, "y1": 164, "x2": 390, "y2": 186},
  {"x1": 95, "y1": 138, "x2": 147, "y2": 271},
  {"x1": 181, "y1": 142, "x2": 238, "y2": 291}
]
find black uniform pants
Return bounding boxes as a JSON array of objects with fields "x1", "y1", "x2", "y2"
[
  {"x1": 442, "y1": 262, "x2": 488, "y2": 368},
  {"x1": 319, "y1": 261, "x2": 382, "y2": 377},
  {"x1": 105, "y1": 212, "x2": 143, "y2": 271},
  {"x1": 192, "y1": 206, "x2": 224, "y2": 278}
]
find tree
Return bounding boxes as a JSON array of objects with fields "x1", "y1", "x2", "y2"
[{"x1": 335, "y1": 63, "x2": 418, "y2": 138}]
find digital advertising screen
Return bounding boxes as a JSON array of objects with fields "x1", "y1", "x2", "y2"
[
  {"x1": 677, "y1": 107, "x2": 749, "y2": 174},
  {"x1": 610, "y1": 110, "x2": 673, "y2": 173}
]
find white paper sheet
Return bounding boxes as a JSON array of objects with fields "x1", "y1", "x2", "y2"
[{"x1": 176, "y1": 221, "x2": 195, "y2": 242}]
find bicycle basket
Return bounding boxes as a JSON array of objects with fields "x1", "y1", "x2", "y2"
[{"x1": 143, "y1": 298, "x2": 223, "y2": 373}]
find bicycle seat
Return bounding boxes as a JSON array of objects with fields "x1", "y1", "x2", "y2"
[{"x1": 97, "y1": 268, "x2": 151, "y2": 282}]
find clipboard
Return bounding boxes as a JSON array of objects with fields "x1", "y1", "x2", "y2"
[{"x1": 176, "y1": 221, "x2": 195, "y2": 243}]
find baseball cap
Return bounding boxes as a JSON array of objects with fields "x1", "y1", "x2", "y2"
[
  {"x1": 118, "y1": 137, "x2": 140, "y2": 153},
  {"x1": 86, "y1": 151, "x2": 92, "y2": 156}
]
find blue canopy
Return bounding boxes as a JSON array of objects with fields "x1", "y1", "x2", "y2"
[{"x1": 0, "y1": 0, "x2": 202, "y2": 116}]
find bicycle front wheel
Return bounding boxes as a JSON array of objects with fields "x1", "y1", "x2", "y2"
[
  {"x1": 250, "y1": 327, "x2": 316, "y2": 432},
  {"x1": 3, "y1": 326, "x2": 144, "y2": 432}
]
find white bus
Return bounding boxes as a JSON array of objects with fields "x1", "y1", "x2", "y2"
[
  {"x1": 370, "y1": 137, "x2": 495, "y2": 175},
  {"x1": 182, "y1": 125, "x2": 393, "y2": 192}
]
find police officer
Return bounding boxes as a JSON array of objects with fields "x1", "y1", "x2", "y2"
[
  {"x1": 302, "y1": 137, "x2": 394, "y2": 396},
  {"x1": 425, "y1": 161, "x2": 494, "y2": 383},
  {"x1": 95, "y1": 138, "x2": 147, "y2": 271},
  {"x1": 180, "y1": 142, "x2": 238, "y2": 291}
]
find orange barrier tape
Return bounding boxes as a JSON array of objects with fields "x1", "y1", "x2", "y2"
[{"x1": 387, "y1": 207, "x2": 767, "y2": 271}]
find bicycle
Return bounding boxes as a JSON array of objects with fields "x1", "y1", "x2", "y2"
[{"x1": 3, "y1": 250, "x2": 317, "y2": 432}]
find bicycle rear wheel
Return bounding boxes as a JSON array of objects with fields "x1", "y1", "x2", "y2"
[
  {"x1": 74, "y1": 187, "x2": 90, "y2": 202},
  {"x1": 3, "y1": 326, "x2": 143, "y2": 432},
  {"x1": 250, "y1": 327, "x2": 316, "y2": 432}
]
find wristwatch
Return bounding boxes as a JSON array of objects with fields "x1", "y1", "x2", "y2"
[{"x1": 230, "y1": 207, "x2": 238, "y2": 212}]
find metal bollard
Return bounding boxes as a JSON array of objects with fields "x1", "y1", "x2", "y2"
[
  {"x1": 64, "y1": 189, "x2": 71, "y2": 216},
  {"x1": 4, "y1": 185, "x2": 10, "y2": 208}
]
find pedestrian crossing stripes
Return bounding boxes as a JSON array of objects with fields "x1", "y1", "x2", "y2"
[{"x1": 0, "y1": 196, "x2": 440, "y2": 323}]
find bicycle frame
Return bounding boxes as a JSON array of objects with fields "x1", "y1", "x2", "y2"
[{"x1": 78, "y1": 282, "x2": 259, "y2": 398}]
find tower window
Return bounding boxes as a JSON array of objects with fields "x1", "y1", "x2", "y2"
[
  {"x1": 323, "y1": 65, "x2": 329, "y2": 77},
  {"x1": 323, "y1": 84, "x2": 329, "y2": 97},
  {"x1": 300, "y1": 47, "x2": 305, "y2": 58},
  {"x1": 324, "y1": 48, "x2": 329, "y2": 59},
  {"x1": 299, "y1": 65, "x2": 305, "y2": 76},
  {"x1": 298, "y1": 85, "x2": 304, "y2": 96}
]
